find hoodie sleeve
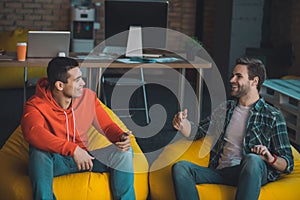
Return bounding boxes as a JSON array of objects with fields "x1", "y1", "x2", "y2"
[
  {"x1": 93, "y1": 97, "x2": 124, "y2": 143},
  {"x1": 21, "y1": 103, "x2": 78, "y2": 156}
]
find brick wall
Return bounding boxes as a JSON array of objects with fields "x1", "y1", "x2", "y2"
[
  {"x1": 202, "y1": 0, "x2": 216, "y2": 54},
  {"x1": 95, "y1": 0, "x2": 198, "y2": 45},
  {"x1": 2, "y1": 0, "x2": 299, "y2": 76},
  {"x1": 168, "y1": 0, "x2": 196, "y2": 36},
  {"x1": 0, "y1": 0, "x2": 70, "y2": 31},
  {"x1": 0, "y1": 0, "x2": 198, "y2": 47}
]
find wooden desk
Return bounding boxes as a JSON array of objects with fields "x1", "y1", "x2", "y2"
[{"x1": 0, "y1": 55, "x2": 211, "y2": 120}]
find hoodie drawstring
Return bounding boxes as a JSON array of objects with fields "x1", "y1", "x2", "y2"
[
  {"x1": 72, "y1": 108, "x2": 76, "y2": 143},
  {"x1": 63, "y1": 108, "x2": 76, "y2": 143}
]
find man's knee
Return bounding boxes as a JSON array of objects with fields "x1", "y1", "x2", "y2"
[
  {"x1": 29, "y1": 146, "x2": 52, "y2": 163},
  {"x1": 110, "y1": 148, "x2": 133, "y2": 172},
  {"x1": 241, "y1": 153, "x2": 266, "y2": 174},
  {"x1": 172, "y1": 161, "x2": 192, "y2": 178},
  {"x1": 242, "y1": 153, "x2": 264, "y2": 164},
  {"x1": 116, "y1": 148, "x2": 133, "y2": 162}
]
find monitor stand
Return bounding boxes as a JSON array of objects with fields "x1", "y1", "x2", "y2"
[
  {"x1": 103, "y1": 26, "x2": 162, "y2": 58},
  {"x1": 125, "y1": 26, "x2": 143, "y2": 58},
  {"x1": 125, "y1": 26, "x2": 163, "y2": 58}
]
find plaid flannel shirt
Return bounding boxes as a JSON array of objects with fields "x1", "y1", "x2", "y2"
[{"x1": 189, "y1": 98, "x2": 294, "y2": 181}]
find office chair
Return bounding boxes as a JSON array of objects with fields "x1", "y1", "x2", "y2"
[{"x1": 100, "y1": 68, "x2": 150, "y2": 124}]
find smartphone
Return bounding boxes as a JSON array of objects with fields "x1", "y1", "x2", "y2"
[{"x1": 120, "y1": 132, "x2": 129, "y2": 142}]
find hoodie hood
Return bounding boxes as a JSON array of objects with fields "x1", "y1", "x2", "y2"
[{"x1": 35, "y1": 77, "x2": 66, "y2": 112}]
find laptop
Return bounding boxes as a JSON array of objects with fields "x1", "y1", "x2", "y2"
[{"x1": 27, "y1": 31, "x2": 70, "y2": 58}]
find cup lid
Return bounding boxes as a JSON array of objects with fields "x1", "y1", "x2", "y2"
[{"x1": 17, "y1": 42, "x2": 27, "y2": 46}]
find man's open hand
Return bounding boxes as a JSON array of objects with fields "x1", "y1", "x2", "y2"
[
  {"x1": 172, "y1": 109, "x2": 191, "y2": 137},
  {"x1": 73, "y1": 146, "x2": 94, "y2": 171}
]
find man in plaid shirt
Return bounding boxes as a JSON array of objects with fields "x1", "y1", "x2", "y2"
[{"x1": 172, "y1": 57, "x2": 294, "y2": 200}]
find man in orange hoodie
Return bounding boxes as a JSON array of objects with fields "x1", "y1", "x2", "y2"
[{"x1": 21, "y1": 57, "x2": 135, "y2": 200}]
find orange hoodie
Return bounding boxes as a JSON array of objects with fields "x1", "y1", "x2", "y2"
[{"x1": 21, "y1": 78, "x2": 124, "y2": 156}]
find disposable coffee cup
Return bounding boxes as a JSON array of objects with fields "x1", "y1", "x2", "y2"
[{"x1": 16, "y1": 42, "x2": 27, "y2": 61}]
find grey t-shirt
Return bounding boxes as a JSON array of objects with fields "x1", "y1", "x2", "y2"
[{"x1": 217, "y1": 104, "x2": 251, "y2": 169}]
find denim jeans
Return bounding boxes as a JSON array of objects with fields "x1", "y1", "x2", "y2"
[
  {"x1": 29, "y1": 145, "x2": 135, "y2": 200},
  {"x1": 172, "y1": 154, "x2": 268, "y2": 200}
]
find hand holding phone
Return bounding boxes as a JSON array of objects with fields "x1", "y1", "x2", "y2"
[{"x1": 116, "y1": 131, "x2": 131, "y2": 152}]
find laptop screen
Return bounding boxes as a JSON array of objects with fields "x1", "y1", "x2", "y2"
[{"x1": 27, "y1": 31, "x2": 70, "y2": 58}]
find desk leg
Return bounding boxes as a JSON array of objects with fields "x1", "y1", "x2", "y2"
[
  {"x1": 178, "y1": 68, "x2": 202, "y2": 123},
  {"x1": 86, "y1": 68, "x2": 92, "y2": 90},
  {"x1": 23, "y1": 66, "x2": 28, "y2": 103},
  {"x1": 178, "y1": 68, "x2": 186, "y2": 110},
  {"x1": 83, "y1": 67, "x2": 103, "y2": 98},
  {"x1": 196, "y1": 68, "x2": 203, "y2": 123},
  {"x1": 96, "y1": 67, "x2": 102, "y2": 98}
]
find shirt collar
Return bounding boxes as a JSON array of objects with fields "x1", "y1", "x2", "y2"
[
  {"x1": 229, "y1": 97, "x2": 265, "y2": 112},
  {"x1": 252, "y1": 97, "x2": 265, "y2": 112}
]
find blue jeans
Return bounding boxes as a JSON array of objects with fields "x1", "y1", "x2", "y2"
[
  {"x1": 29, "y1": 145, "x2": 135, "y2": 200},
  {"x1": 172, "y1": 154, "x2": 269, "y2": 200}
]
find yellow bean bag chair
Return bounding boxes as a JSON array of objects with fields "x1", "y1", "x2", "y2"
[
  {"x1": 149, "y1": 138, "x2": 300, "y2": 200},
  {"x1": 0, "y1": 102, "x2": 148, "y2": 200},
  {"x1": 0, "y1": 29, "x2": 46, "y2": 89}
]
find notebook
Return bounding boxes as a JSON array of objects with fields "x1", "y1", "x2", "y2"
[{"x1": 27, "y1": 31, "x2": 70, "y2": 58}]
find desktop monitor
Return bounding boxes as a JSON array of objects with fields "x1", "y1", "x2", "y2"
[
  {"x1": 104, "y1": 0, "x2": 168, "y2": 49},
  {"x1": 27, "y1": 31, "x2": 71, "y2": 58}
]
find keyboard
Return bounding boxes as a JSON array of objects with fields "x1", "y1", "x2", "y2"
[{"x1": 76, "y1": 54, "x2": 114, "y2": 60}]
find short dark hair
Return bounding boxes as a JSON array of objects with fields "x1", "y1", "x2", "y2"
[
  {"x1": 47, "y1": 57, "x2": 79, "y2": 90},
  {"x1": 235, "y1": 57, "x2": 266, "y2": 92}
]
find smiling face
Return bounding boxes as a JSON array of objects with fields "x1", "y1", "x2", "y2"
[
  {"x1": 229, "y1": 64, "x2": 257, "y2": 98},
  {"x1": 63, "y1": 67, "x2": 85, "y2": 98}
]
